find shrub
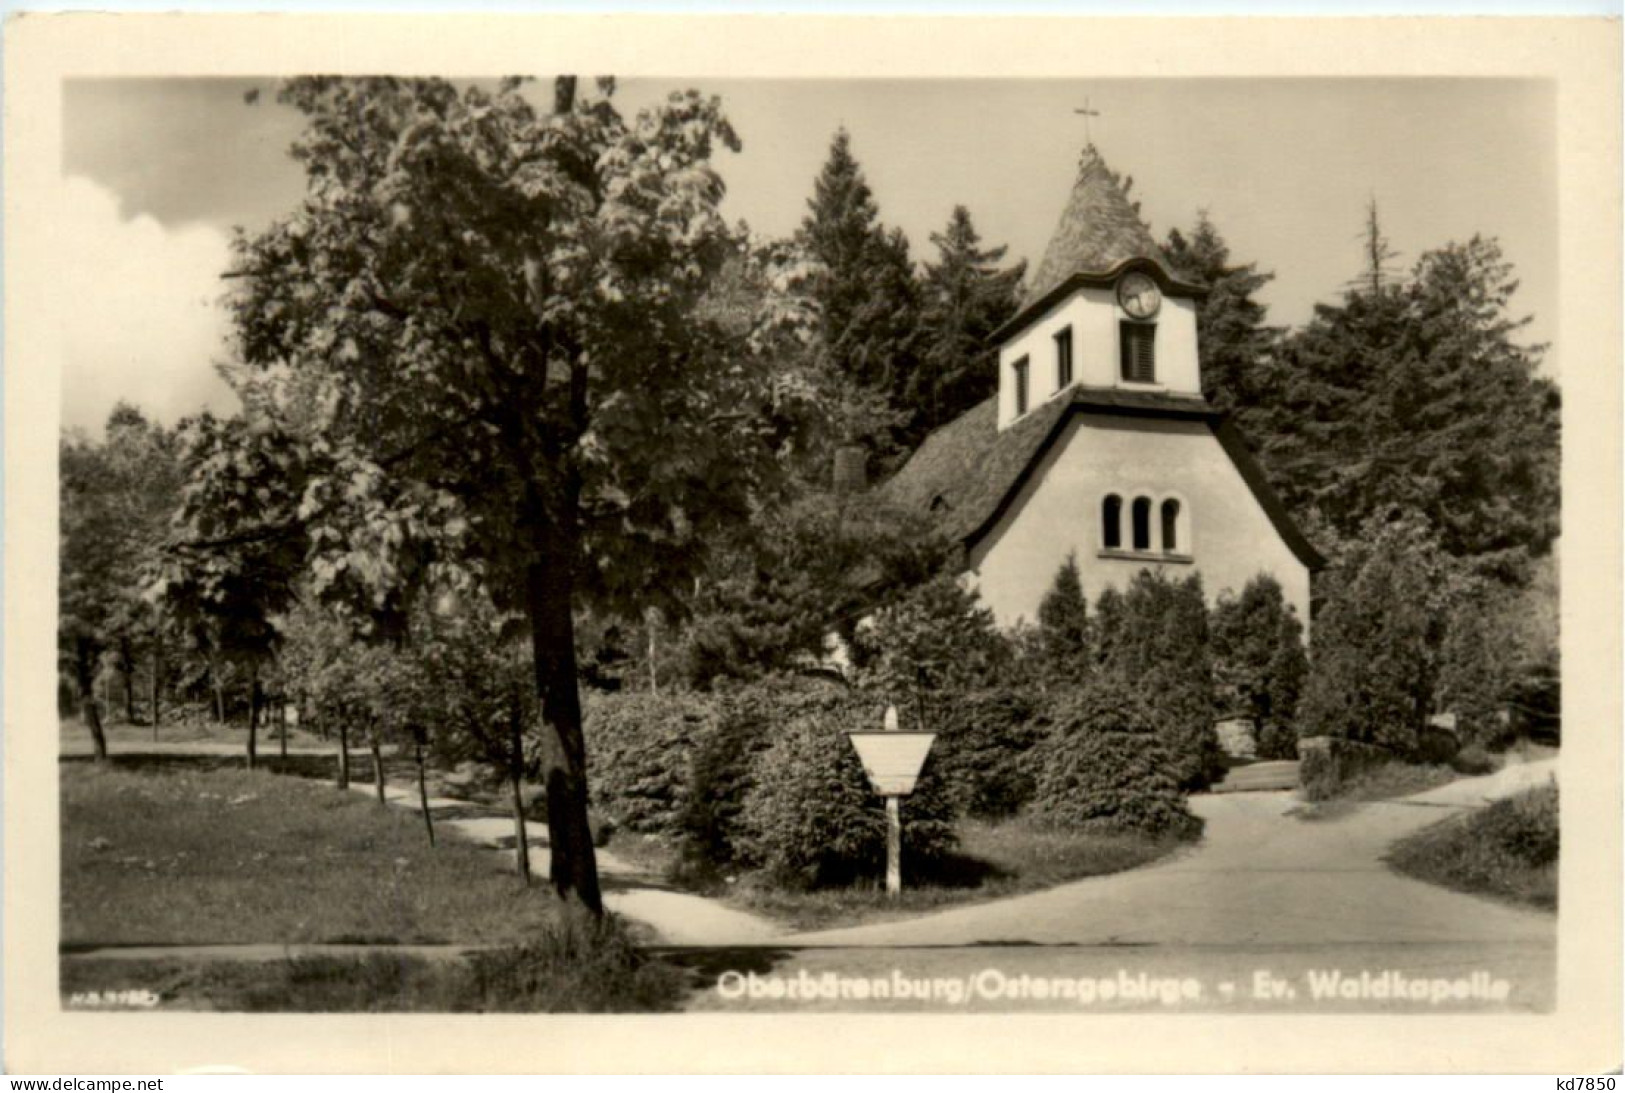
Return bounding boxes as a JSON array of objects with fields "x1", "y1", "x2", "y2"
[
  {"x1": 855, "y1": 572, "x2": 1011, "y2": 708},
  {"x1": 1388, "y1": 782, "x2": 1558, "y2": 910},
  {"x1": 1436, "y1": 580, "x2": 1522, "y2": 748},
  {"x1": 1299, "y1": 513, "x2": 1454, "y2": 756},
  {"x1": 1255, "y1": 720, "x2": 1298, "y2": 762},
  {"x1": 1027, "y1": 680, "x2": 1203, "y2": 840},
  {"x1": 929, "y1": 687, "x2": 1045, "y2": 818},
  {"x1": 677, "y1": 673, "x2": 853, "y2": 867},
  {"x1": 735, "y1": 694, "x2": 959, "y2": 889},
  {"x1": 458, "y1": 908, "x2": 686, "y2": 1012},
  {"x1": 1451, "y1": 742, "x2": 1497, "y2": 777},
  {"x1": 1297, "y1": 743, "x2": 1339, "y2": 802},
  {"x1": 582, "y1": 691, "x2": 717, "y2": 836},
  {"x1": 1415, "y1": 724, "x2": 1463, "y2": 766},
  {"x1": 1210, "y1": 574, "x2": 1307, "y2": 741},
  {"x1": 1036, "y1": 553, "x2": 1089, "y2": 682},
  {"x1": 1094, "y1": 571, "x2": 1224, "y2": 790}
]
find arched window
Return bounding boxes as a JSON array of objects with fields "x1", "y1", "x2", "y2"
[
  {"x1": 1131, "y1": 496, "x2": 1152, "y2": 551},
  {"x1": 1102, "y1": 494, "x2": 1122, "y2": 549},
  {"x1": 1161, "y1": 498, "x2": 1181, "y2": 553}
]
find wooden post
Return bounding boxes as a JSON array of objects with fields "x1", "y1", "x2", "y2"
[{"x1": 885, "y1": 795, "x2": 902, "y2": 898}]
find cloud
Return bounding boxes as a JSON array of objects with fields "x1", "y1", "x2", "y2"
[{"x1": 59, "y1": 175, "x2": 240, "y2": 434}]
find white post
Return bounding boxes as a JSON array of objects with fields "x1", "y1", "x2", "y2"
[
  {"x1": 885, "y1": 795, "x2": 902, "y2": 898},
  {"x1": 884, "y1": 703, "x2": 901, "y2": 898}
]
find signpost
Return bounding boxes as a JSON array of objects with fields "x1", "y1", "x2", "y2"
[{"x1": 847, "y1": 705, "x2": 936, "y2": 898}]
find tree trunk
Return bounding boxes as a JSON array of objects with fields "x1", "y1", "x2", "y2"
[
  {"x1": 371, "y1": 736, "x2": 386, "y2": 805},
  {"x1": 120, "y1": 637, "x2": 136, "y2": 725},
  {"x1": 246, "y1": 664, "x2": 260, "y2": 770},
  {"x1": 415, "y1": 742, "x2": 435, "y2": 847},
  {"x1": 336, "y1": 715, "x2": 350, "y2": 790},
  {"x1": 509, "y1": 701, "x2": 531, "y2": 885},
  {"x1": 75, "y1": 638, "x2": 108, "y2": 763},
  {"x1": 150, "y1": 628, "x2": 163, "y2": 739},
  {"x1": 525, "y1": 553, "x2": 601, "y2": 912}
]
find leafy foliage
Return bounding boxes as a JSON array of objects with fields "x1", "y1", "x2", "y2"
[
  {"x1": 1028, "y1": 679, "x2": 1202, "y2": 840},
  {"x1": 1435, "y1": 577, "x2": 1523, "y2": 748},
  {"x1": 1208, "y1": 573, "x2": 1307, "y2": 757},
  {"x1": 678, "y1": 674, "x2": 858, "y2": 868},
  {"x1": 1093, "y1": 571, "x2": 1224, "y2": 790},
  {"x1": 1298, "y1": 512, "x2": 1456, "y2": 756},
  {"x1": 928, "y1": 688, "x2": 1046, "y2": 819},
  {"x1": 581, "y1": 691, "x2": 716, "y2": 835},
  {"x1": 1240, "y1": 220, "x2": 1557, "y2": 578},
  {"x1": 735, "y1": 695, "x2": 958, "y2": 889},
  {"x1": 794, "y1": 128, "x2": 921, "y2": 465},
  {"x1": 909, "y1": 205, "x2": 1025, "y2": 438},
  {"x1": 1162, "y1": 212, "x2": 1279, "y2": 415},
  {"x1": 854, "y1": 572, "x2": 1010, "y2": 726},
  {"x1": 1035, "y1": 552, "x2": 1090, "y2": 683},
  {"x1": 675, "y1": 490, "x2": 951, "y2": 688},
  {"x1": 59, "y1": 406, "x2": 187, "y2": 747},
  {"x1": 221, "y1": 76, "x2": 787, "y2": 909}
]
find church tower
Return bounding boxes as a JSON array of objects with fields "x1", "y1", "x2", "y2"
[
  {"x1": 883, "y1": 140, "x2": 1321, "y2": 633},
  {"x1": 994, "y1": 145, "x2": 1208, "y2": 429}
]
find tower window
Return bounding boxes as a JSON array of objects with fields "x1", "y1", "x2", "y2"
[
  {"x1": 1054, "y1": 327, "x2": 1074, "y2": 390},
  {"x1": 1013, "y1": 356, "x2": 1029, "y2": 415},
  {"x1": 1131, "y1": 496, "x2": 1152, "y2": 551},
  {"x1": 1120, "y1": 322, "x2": 1156, "y2": 384},
  {"x1": 1102, "y1": 494, "x2": 1122, "y2": 549},
  {"x1": 1161, "y1": 498, "x2": 1181, "y2": 552}
]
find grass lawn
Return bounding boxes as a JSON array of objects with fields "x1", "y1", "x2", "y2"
[
  {"x1": 713, "y1": 818, "x2": 1187, "y2": 932},
  {"x1": 61, "y1": 761, "x2": 563, "y2": 947},
  {"x1": 61, "y1": 913, "x2": 687, "y2": 1013},
  {"x1": 1386, "y1": 781, "x2": 1558, "y2": 911}
]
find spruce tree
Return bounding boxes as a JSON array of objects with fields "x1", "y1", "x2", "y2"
[
  {"x1": 1036, "y1": 551, "x2": 1089, "y2": 679},
  {"x1": 912, "y1": 205, "x2": 1025, "y2": 437},
  {"x1": 1162, "y1": 212, "x2": 1279, "y2": 416},
  {"x1": 1246, "y1": 210, "x2": 1556, "y2": 582},
  {"x1": 796, "y1": 129, "x2": 922, "y2": 462}
]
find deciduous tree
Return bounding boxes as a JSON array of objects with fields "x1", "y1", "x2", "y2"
[{"x1": 225, "y1": 77, "x2": 780, "y2": 912}]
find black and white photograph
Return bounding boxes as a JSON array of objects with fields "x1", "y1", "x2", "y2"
[{"x1": 4, "y1": 11, "x2": 1619, "y2": 1077}]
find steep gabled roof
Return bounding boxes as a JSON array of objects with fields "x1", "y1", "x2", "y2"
[
  {"x1": 1023, "y1": 144, "x2": 1169, "y2": 309},
  {"x1": 880, "y1": 388, "x2": 1325, "y2": 570}
]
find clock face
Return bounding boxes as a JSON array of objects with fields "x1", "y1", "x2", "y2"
[{"x1": 1118, "y1": 272, "x2": 1162, "y2": 320}]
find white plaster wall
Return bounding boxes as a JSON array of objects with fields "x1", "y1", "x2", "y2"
[
  {"x1": 997, "y1": 287, "x2": 1202, "y2": 428},
  {"x1": 966, "y1": 413, "x2": 1312, "y2": 631}
]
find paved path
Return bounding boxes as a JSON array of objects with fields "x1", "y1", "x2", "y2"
[
  {"x1": 783, "y1": 758, "x2": 1557, "y2": 949},
  {"x1": 685, "y1": 759, "x2": 1558, "y2": 1013},
  {"x1": 343, "y1": 777, "x2": 783, "y2": 946}
]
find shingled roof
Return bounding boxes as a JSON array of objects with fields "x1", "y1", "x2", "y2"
[
  {"x1": 881, "y1": 389, "x2": 1324, "y2": 570},
  {"x1": 1023, "y1": 144, "x2": 1169, "y2": 309}
]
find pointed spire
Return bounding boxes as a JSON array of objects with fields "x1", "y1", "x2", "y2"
[{"x1": 1024, "y1": 144, "x2": 1167, "y2": 308}]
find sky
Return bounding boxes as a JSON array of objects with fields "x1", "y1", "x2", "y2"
[{"x1": 60, "y1": 76, "x2": 1557, "y2": 434}]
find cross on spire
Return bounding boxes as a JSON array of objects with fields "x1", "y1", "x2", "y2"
[{"x1": 1074, "y1": 98, "x2": 1101, "y2": 145}]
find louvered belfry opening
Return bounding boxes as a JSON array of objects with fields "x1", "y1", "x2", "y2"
[{"x1": 1120, "y1": 321, "x2": 1156, "y2": 384}]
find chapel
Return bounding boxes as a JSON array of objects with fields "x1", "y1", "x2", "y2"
[{"x1": 883, "y1": 144, "x2": 1322, "y2": 628}]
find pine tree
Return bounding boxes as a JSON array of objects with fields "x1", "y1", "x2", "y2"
[
  {"x1": 911, "y1": 205, "x2": 1025, "y2": 437},
  {"x1": 1162, "y1": 212, "x2": 1279, "y2": 416}
]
